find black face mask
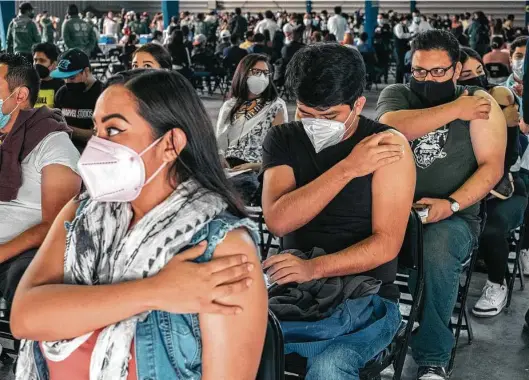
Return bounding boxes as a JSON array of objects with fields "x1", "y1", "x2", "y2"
[
  {"x1": 409, "y1": 77, "x2": 456, "y2": 107},
  {"x1": 66, "y1": 82, "x2": 86, "y2": 92},
  {"x1": 35, "y1": 64, "x2": 50, "y2": 80},
  {"x1": 458, "y1": 75, "x2": 489, "y2": 89}
]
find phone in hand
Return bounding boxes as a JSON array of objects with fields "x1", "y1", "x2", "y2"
[{"x1": 413, "y1": 203, "x2": 429, "y2": 224}]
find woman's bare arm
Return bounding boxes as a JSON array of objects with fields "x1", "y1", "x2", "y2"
[
  {"x1": 11, "y1": 201, "x2": 254, "y2": 341},
  {"x1": 200, "y1": 229, "x2": 268, "y2": 380}
]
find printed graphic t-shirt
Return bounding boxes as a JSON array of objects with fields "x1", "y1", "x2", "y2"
[
  {"x1": 35, "y1": 78, "x2": 65, "y2": 108},
  {"x1": 55, "y1": 80, "x2": 103, "y2": 150}
]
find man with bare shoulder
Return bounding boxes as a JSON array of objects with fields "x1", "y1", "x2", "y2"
[
  {"x1": 376, "y1": 30, "x2": 506, "y2": 379},
  {"x1": 261, "y1": 43, "x2": 416, "y2": 379}
]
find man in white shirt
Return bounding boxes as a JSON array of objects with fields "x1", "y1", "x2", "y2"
[
  {"x1": 409, "y1": 11, "x2": 434, "y2": 34},
  {"x1": 394, "y1": 15, "x2": 412, "y2": 83},
  {"x1": 327, "y1": 6, "x2": 348, "y2": 42},
  {"x1": 0, "y1": 54, "x2": 81, "y2": 309},
  {"x1": 255, "y1": 10, "x2": 279, "y2": 39},
  {"x1": 103, "y1": 11, "x2": 118, "y2": 36}
]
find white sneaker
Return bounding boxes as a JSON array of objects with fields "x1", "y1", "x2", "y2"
[
  {"x1": 520, "y1": 249, "x2": 529, "y2": 276},
  {"x1": 472, "y1": 280, "x2": 508, "y2": 317}
]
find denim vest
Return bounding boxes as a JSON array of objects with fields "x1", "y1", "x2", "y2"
[{"x1": 30, "y1": 211, "x2": 259, "y2": 380}]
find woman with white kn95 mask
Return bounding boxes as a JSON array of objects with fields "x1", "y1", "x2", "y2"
[{"x1": 216, "y1": 53, "x2": 288, "y2": 203}]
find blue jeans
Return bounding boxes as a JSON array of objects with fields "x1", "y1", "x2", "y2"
[
  {"x1": 410, "y1": 215, "x2": 479, "y2": 367},
  {"x1": 303, "y1": 297, "x2": 401, "y2": 380}
]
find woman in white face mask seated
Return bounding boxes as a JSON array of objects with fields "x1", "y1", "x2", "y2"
[
  {"x1": 11, "y1": 69, "x2": 268, "y2": 380},
  {"x1": 216, "y1": 54, "x2": 288, "y2": 202},
  {"x1": 217, "y1": 54, "x2": 288, "y2": 172}
]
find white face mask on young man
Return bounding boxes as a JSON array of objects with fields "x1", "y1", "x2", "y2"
[{"x1": 301, "y1": 104, "x2": 358, "y2": 153}]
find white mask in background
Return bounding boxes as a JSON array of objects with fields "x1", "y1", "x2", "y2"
[
  {"x1": 512, "y1": 59, "x2": 525, "y2": 80},
  {"x1": 413, "y1": 16, "x2": 421, "y2": 24},
  {"x1": 303, "y1": 18, "x2": 312, "y2": 26},
  {"x1": 247, "y1": 74, "x2": 269, "y2": 95},
  {"x1": 78, "y1": 137, "x2": 167, "y2": 202},
  {"x1": 302, "y1": 106, "x2": 357, "y2": 153}
]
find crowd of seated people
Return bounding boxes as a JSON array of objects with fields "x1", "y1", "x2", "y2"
[{"x1": 2, "y1": 5, "x2": 529, "y2": 380}]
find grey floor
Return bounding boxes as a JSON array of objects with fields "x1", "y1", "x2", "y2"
[{"x1": 1, "y1": 90, "x2": 529, "y2": 379}]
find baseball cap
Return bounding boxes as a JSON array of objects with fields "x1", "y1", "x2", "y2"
[
  {"x1": 193, "y1": 34, "x2": 207, "y2": 46},
  {"x1": 50, "y1": 48, "x2": 90, "y2": 79},
  {"x1": 220, "y1": 30, "x2": 231, "y2": 39}
]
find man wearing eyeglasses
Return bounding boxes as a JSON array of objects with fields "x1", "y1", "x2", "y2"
[{"x1": 376, "y1": 30, "x2": 506, "y2": 380}]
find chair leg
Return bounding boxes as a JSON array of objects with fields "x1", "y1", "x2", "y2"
[
  {"x1": 464, "y1": 307, "x2": 474, "y2": 344},
  {"x1": 519, "y1": 255, "x2": 525, "y2": 290}
]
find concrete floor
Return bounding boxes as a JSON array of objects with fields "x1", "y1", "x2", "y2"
[{"x1": 1, "y1": 90, "x2": 529, "y2": 379}]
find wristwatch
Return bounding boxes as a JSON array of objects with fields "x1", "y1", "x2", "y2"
[{"x1": 447, "y1": 197, "x2": 460, "y2": 213}]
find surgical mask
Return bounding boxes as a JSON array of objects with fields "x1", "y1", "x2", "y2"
[
  {"x1": 35, "y1": 64, "x2": 50, "y2": 80},
  {"x1": 377, "y1": 19, "x2": 384, "y2": 26},
  {"x1": 512, "y1": 59, "x2": 524, "y2": 80},
  {"x1": 413, "y1": 16, "x2": 421, "y2": 23},
  {"x1": 78, "y1": 136, "x2": 167, "y2": 202},
  {"x1": 247, "y1": 74, "x2": 269, "y2": 95},
  {"x1": 312, "y1": 19, "x2": 319, "y2": 27},
  {"x1": 302, "y1": 108, "x2": 357, "y2": 153},
  {"x1": 0, "y1": 90, "x2": 19, "y2": 129},
  {"x1": 66, "y1": 82, "x2": 86, "y2": 92},
  {"x1": 303, "y1": 19, "x2": 312, "y2": 26},
  {"x1": 458, "y1": 75, "x2": 489, "y2": 89},
  {"x1": 409, "y1": 77, "x2": 456, "y2": 107}
]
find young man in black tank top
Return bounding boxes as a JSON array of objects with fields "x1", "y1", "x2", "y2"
[
  {"x1": 376, "y1": 30, "x2": 506, "y2": 380},
  {"x1": 261, "y1": 44, "x2": 416, "y2": 379}
]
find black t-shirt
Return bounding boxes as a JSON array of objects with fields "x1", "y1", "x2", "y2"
[
  {"x1": 35, "y1": 78, "x2": 64, "y2": 108},
  {"x1": 262, "y1": 117, "x2": 399, "y2": 299},
  {"x1": 55, "y1": 80, "x2": 103, "y2": 149}
]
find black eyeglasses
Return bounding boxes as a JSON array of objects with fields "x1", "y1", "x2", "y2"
[
  {"x1": 249, "y1": 68, "x2": 271, "y2": 77},
  {"x1": 411, "y1": 64, "x2": 455, "y2": 80}
]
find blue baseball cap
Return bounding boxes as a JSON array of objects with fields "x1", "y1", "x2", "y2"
[{"x1": 50, "y1": 48, "x2": 90, "y2": 79}]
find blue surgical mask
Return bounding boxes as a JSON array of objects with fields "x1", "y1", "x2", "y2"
[{"x1": 0, "y1": 90, "x2": 19, "y2": 129}]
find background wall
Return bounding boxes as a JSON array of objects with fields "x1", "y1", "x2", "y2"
[{"x1": 17, "y1": 0, "x2": 528, "y2": 27}]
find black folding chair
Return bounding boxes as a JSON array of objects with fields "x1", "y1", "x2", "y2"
[
  {"x1": 0, "y1": 300, "x2": 19, "y2": 365},
  {"x1": 257, "y1": 311, "x2": 285, "y2": 380},
  {"x1": 247, "y1": 206, "x2": 281, "y2": 260},
  {"x1": 506, "y1": 206, "x2": 528, "y2": 309},
  {"x1": 448, "y1": 201, "x2": 487, "y2": 375},
  {"x1": 283, "y1": 209, "x2": 425, "y2": 380}
]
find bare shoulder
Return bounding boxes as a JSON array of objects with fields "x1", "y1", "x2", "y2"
[{"x1": 214, "y1": 228, "x2": 259, "y2": 263}]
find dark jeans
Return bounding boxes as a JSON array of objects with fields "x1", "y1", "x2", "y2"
[
  {"x1": 409, "y1": 215, "x2": 479, "y2": 367},
  {"x1": 481, "y1": 194, "x2": 527, "y2": 284},
  {"x1": 0, "y1": 249, "x2": 38, "y2": 308},
  {"x1": 520, "y1": 172, "x2": 529, "y2": 249}
]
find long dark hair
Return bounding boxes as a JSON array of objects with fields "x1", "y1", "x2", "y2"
[
  {"x1": 133, "y1": 43, "x2": 172, "y2": 69},
  {"x1": 228, "y1": 54, "x2": 278, "y2": 122},
  {"x1": 168, "y1": 30, "x2": 185, "y2": 54},
  {"x1": 106, "y1": 70, "x2": 246, "y2": 217},
  {"x1": 459, "y1": 47, "x2": 492, "y2": 88}
]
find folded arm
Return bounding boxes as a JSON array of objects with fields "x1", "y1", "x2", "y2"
[
  {"x1": 0, "y1": 164, "x2": 80, "y2": 263},
  {"x1": 262, "y1": 163, "x2": 353, "y2": 237},
  {"x1": 379, "y1": 102, "x2": 460, "y2": 140}
]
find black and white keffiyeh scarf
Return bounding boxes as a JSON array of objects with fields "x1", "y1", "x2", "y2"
[{"x1": 16, "y1": 180, "x2": 227, "y2": 380}]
